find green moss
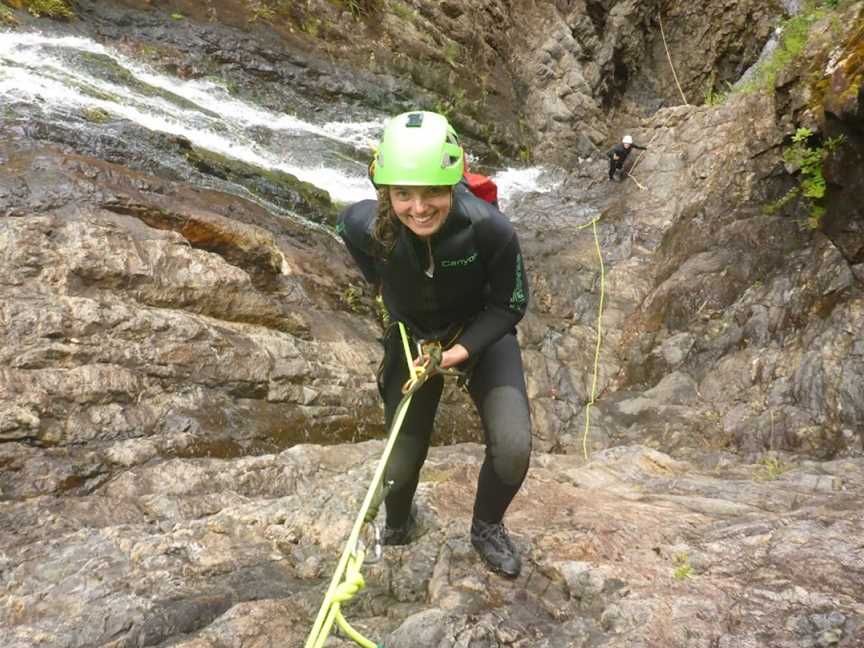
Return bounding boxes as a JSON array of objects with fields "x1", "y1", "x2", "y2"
[
  {"x1": 0, "y1": 3, "x2": 17, "y2": 24},
  {"x1": 74, "y1": 51, "x2": 220, "y2": 115},
  {"x1": 390, "y1": 1, "x2": 416, "y2": 20},
  {"x1": 342, "y1": 284, "x2": 364, "y2": 313},
  {"x1": 81, "y1": 106, "x2": 111, "y2": 123},
  {"x1": 755, "y1": 456, "x2": 789, "y2": 481},
  {"x1": 737, "y1": 3, "x2": 829, "y2": 94},
  {"x1": 184, "y1": 146, "x2": 339, "y2": 225},
  {"x1": 12, "y1": 0, "x2": 74, "y2": 18},
  {"x1": 672, "y1": 553, "x2": 694, "y2": 580},
  {"x1": 170, "y1": 12, "x2": 184, "y2": 20},
  {"x1": 301, "y1": 16, "x2": 321, "y2": 37},
  {"x1": 246, "y1": 1, "x2": 276, "y2": 23}
]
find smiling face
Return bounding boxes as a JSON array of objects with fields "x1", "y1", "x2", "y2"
[{"x1": 388, "y1": 185, "x2": 453, "y2": 238}]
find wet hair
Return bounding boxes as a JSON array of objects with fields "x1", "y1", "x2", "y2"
[
  {"x1": 371, "y1": 186, "x2": 454, "y2": 258},
  {"x1": 372, "y1": 187, "x2": 399, "y2": 257}
]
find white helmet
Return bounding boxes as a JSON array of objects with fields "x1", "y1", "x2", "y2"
[{"x1": 622, "y1": 135, "x2": 633, "y2": 145}]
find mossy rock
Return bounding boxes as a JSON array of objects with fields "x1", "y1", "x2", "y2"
[
  {"x1": 0, "y1": 4, "x2": 18, "y2": 24},
  {"x1": 3, "y1": 0, "x2": 74, "y2": 19},
  {"x1": 184, "y1": 145, "x2": 339, "y2": 225},
  {"x1": 74, "y1": 51, "x2": 219, "y2": 117},
  {"x1": 81, "y1": 106, "x2": 112, "y2": 124}
]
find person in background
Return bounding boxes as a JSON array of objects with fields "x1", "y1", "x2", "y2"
[
  {"x1": 607, "y1": 134, "x2": 647, "y2": 181},
  {"x1": 337, "y1": 111, "x2": 531, "y2": 578}
]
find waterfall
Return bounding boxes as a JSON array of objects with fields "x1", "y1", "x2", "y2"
[
  {"x1": 1, "y1": 30, "x2": 559, "y2": 214},
  {"x1": 733, "y1": 0, "x2": 805, "y2": 88}
]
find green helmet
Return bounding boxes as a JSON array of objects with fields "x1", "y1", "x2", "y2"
[{"x1": 372, "y1": 111, "x2": 464, "y2": 186}]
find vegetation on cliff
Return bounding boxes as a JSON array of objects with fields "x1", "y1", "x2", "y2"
[{"x1": 0, "y1": 0, "x2": 74, "y2": 21}]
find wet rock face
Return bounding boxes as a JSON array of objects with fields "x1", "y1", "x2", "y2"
[
  {"x1": 0, "y1": 139, "x2": 390, "y2": 497},
  {"x1": 513, "y1": 83, "x2": 864, "y2": 459},
  {"x1": 501, "y1": 0, "x2": 785, "y2": 160},
  {"x1": 2, "y1": 441, "x2": 863, "y2": 648}
]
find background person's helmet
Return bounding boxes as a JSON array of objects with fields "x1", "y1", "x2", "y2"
[
  {"x1": 622, "y1": 135, "x2": 633, "y2": 145},
  {"x1": 372, "y1": 111, "x2": 464, "y2": 186}
]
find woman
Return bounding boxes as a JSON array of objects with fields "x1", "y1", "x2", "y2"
[{"x1": 337, "y1": 111, "x2": 531, "y2": 578}]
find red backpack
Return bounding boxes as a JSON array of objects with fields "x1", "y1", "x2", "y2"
[{"x1": 463, "y1": 170, "x2": 499, "y2": 206}]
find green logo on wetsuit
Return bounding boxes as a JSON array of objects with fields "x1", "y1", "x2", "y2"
[
  {"x1": 441, "y1": 252, "x2": 478, "y2": 268},
  {"x1": 510, "y1": 254, "x2": 526, "y2": 309}
]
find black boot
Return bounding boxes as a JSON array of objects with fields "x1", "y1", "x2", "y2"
[
  {"x1": 382, "y1": 507, "x2": 417, "y2": 546},
  {"x1": 471, "y1": 519, "x2": 521, "y2": 578}
]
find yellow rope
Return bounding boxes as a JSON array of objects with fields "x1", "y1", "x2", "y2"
[
  {"x1": 306, "y1": 325, "x2": 451, "y2": 648},
  {"x1": 658, "y1": 10, "x2": 689, "y2": 105},
  {"x1": 305, "y1": 324, "x2": 424, "y2": 648},
  {"x1": 572, "y1": 217, "x2": 607, "y2": 460}
]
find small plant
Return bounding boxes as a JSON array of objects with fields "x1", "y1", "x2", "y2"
[
  {"x1": 672, "y1": 552, "x2": 694, "y2": 581},
  {"x1": 342, "y1": 284, "x2": 364, "y2": 313},
  {"x1": 170, "y1": 12, "x2": 184, "y2": 20},
  {"x1": 444, "y1": 41, "x2": 461, "y2": 68},
  {"x1": 704, "y1": 86, "x2": 726, "y2": 106},
  {"x1": 756, "y1": 456, "x2": 789, "y2": 481},
  {"x1": 246, "y1": 0, "x2": 276, "y2": 22},
  {"x1": 343, "y1": 0, "x2": 380, "y2": 18},
  {"x1": 768, "y1": 127, "x2": 844, "y2": 229},
  {"x1": 391, "y1": 1, "x2": 415, "y2": 20},
  {"x1": 702, "y1": 70, "x2": 727, "y2": 106},
  {"x1": 301, "y1": 17, "x2": 320, "y2": 37}
]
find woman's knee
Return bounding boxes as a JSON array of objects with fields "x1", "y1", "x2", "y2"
[{"x1": 492, "y1": 438, "x2": 531, "y2": 486}]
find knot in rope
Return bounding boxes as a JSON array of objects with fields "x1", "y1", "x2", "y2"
[
  {"x1": 401, "y1": 340, "x2": 464, "y2": 395},
  {"x1": 332, "y1": 570, "x2": 365, "y2": 603}
]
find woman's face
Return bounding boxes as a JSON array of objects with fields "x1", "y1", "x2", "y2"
[{"x1": 388, "y1": 185, "x2": 452, "y2": 238}]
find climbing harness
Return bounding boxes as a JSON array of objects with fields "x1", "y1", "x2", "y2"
[
  {"x1": 572, "y1": 217, "x2": 607, "y2": 459},
  {"x1": 304, "y1": 322, "x2": 461, "y2": 648}
]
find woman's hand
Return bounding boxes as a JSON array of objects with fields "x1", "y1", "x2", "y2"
[
  {"x1": 413, "y1": 343, "x2": 469, "y2": 371},
  {"x1": 440, "y1": 343, "x2": 469, "y2": 369}
]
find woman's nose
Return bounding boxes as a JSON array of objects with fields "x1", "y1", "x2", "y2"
[{"x1": 410, "y1": 197, "x2": 429, "y2": 214}]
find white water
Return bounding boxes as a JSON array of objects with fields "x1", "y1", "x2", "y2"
[
  {"x1": 734, "y1": 1, "x2": 804, "y2": 89},
  {"x1": 0, "y1": 30, "x2": 558, "y2": 211}
]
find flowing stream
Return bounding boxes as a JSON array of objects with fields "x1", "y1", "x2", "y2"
[{"x1": 0, "y1": 29, "x2": 560, "y2": 214}]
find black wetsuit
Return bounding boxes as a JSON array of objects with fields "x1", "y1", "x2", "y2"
[
  {"x1": 607, "y1": 141, "x2": 647, "y2": 179},
  {"x1": 337, "y1": 188, "x2": 532, "y2": 527}
]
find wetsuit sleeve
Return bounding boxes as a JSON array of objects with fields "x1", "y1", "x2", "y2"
[
  {"x1": 336, "y1": 201, "x2": 379, "y2": 285},
  {"x1": 456, "y1": 215, "x2": 529, "y2": 357}
]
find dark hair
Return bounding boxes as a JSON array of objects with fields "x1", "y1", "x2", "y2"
[{"x1": 371, "y1": 187, "x2": 399, "y2": 257}]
